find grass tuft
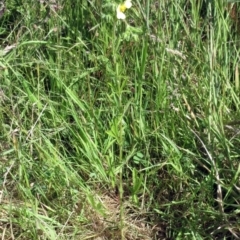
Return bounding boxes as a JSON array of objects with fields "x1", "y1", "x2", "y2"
[{"x1": 1, "y1": 0, "x2": 240, "y2": 239}]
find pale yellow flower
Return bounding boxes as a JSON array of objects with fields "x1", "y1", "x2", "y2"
[{"x1": 117, "y1": 0, "x2": 132, "y2": 19}]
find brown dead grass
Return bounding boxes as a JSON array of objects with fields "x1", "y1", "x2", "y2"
[{"x1": 81, "y1": 191, "x2": 154, "y2": 240}]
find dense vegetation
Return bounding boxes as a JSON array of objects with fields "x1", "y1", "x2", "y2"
[{"x1": 0, "y1": 0, "x2": 240, "y2": 239}]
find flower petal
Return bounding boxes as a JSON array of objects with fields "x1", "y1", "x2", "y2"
[
  {"x1": 117, "y1": 11, "x2": 126, "y2": 19},
  {"x1": 124, "y1": 0, "x2": 132, "y2": 9}
]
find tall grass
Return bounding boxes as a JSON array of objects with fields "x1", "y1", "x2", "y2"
[{"x1": 0, "y1": 0, "x2": 240, "y2": 239}]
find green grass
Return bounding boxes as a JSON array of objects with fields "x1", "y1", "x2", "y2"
[{"x1": 1, "y1": 0, "x2": 240, "y2": 239}]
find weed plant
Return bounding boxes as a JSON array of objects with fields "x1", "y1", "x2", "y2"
[{"x1": 0, "y1": 0, "x2": 240, "y2": 239}]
